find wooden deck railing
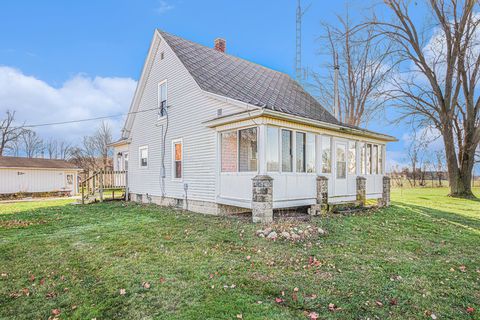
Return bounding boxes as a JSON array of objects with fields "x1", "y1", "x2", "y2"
[{"x1": 81, "y1": 170, "x2": 127, "y2": 204}]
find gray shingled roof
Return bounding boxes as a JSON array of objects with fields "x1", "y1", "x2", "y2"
[
  {"x1": 0, "y1": 157, "x2": 80, "y2": 170},
  {"x1": 158, "y1": 30, "x2": 340, "y2": 125}
]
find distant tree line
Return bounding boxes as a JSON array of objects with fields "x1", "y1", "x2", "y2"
[{"x1": 0, "y1": 110, "x2": 113, "y2": 173}]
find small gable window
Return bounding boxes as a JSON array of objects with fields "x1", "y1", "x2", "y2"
[{"x1": 158, "y1": 80, "x2": 168, "y2": 119}]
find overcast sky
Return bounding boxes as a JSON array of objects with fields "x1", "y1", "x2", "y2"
[{"x1": 0, "y1": 0, "x2": 475, "y2": 172}]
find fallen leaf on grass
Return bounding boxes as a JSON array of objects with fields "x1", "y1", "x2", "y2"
[
  {"x1": 328, "y1": 303, "x2": 341, "y2": 312},
  {"x1": 275, "y1": 297, "x2": 284, "y2": 303},
  {"x1": 246, "y1": 256, "x2": 251, "y2": 260},
  {"x1": 390, "y1": 298, "x2": 398, "y2": 306},
  {"x1": 375, "y1": 300, "x2": 383, "y2": 307},
  {"x1": 46, "y1": 292, "x2": 57, "y2": 299},
  {"x1": 51, "y1": 309, "x2": 61, "y2": 316},
  {"x1": 459, "y1": 265, "x2": 467, "y2": 272},
  {"x1": 39, "y1": 278, "x2": 45, "y2": 285},
  {"x1": 236, "y1": 314, "x2": 243, "y2": 319},
  {"x1": 119, "y1": 288, "x2": 126, "y2": 295},
  {"x1": 142, "y1": 282, "x2": 151, "y2": 289},
  {"x1": 159, "y1": 277, "x2": 166, "y2": 283},
  {"x1": 22, "y1": 288, "x2": 30, "y2": 296},
  {"x1": 466, "y1": 307, "x2": 475, "y2": 313},
  {"x1": 1, "y1": 273, "x2": 7, "y2": 278},
  {"x1": 307, "y1": 312, "x2": 319, "y2": 320},
  {"x1": 29, "y1": 274, "x2": 35, "y2": 282}
]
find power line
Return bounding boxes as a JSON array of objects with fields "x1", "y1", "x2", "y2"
[{"x1": 15, "y1": 107, "x2": 159, "y2": 129}]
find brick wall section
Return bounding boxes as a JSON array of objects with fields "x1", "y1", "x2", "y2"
[
  {"x1": 221, "y1": 132, "x2": 237, "y2": 172},
  {"x1": 309, "y1": 176, "x2": 328, "y2": 216},
  {"x1": 356, "y1": 176, "x2": 366, "y2": 206},
  {"x1": 252, "y1": 175, "x2": 273, "y2": 223}
]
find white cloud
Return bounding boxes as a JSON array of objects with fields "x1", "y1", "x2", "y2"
[
  {"x1": 155, "y1": 0, "x2": 174, "y2": 14},
  {"x1": 0, "y1": 66, "x2": 137, "y2": 145}
]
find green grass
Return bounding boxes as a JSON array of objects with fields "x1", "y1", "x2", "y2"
[{"x1": 0, "y1": 188, "x2": 479, "y2": 319}]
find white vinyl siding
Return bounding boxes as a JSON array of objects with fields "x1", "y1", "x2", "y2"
[
  {"x1": 0, "y1": 168, "x2": 78, "y2": 194},
  {"x1": 127, "y1": 33, "x2": 244, "y2": 202}
]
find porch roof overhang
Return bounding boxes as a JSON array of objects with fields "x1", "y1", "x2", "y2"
[
  {"x1": 203, "y1": 108, "x2": 397, "y2": 143},
  {"x1": 108, "y1": 138, "x2": 131, "y2": 148}
]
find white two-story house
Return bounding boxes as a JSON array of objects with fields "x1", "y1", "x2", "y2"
[{"x1": 112, "y1": 29, "x2": 396, "y2": 222}]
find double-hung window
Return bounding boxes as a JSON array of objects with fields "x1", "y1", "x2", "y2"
[
  {"x1": 139, "y1": 146, "x2": 148, "y2": 168},
  {"x1": 172, "y1": 139, "x2": 182, "y2": 179},
  {"x1": 158, "y1": 80, "x2": 167, "y2": 118},
  {"x1": 348, "y1": 141, "x2": 356, "y2": 174}
]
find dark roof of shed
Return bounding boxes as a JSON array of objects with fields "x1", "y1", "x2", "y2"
[
  {"x1": 0, "y1": 157, "x2": 80, "y2": 170},
  {"x1": 158, "y1": 30, "x2": 340, "y2": 125}
]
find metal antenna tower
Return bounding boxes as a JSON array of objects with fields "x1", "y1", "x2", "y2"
[{"x1": 295, "y1": 0, "x2": 311, "y2": 83}]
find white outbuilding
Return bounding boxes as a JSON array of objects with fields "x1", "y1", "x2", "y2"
[{"x1": 0, "y1": 156, "x2": 82, "y2": 196}]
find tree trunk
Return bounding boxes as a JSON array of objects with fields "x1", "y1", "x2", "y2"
[{"x1": 443, "y1": 126, "x2": 475, "y2": 197}]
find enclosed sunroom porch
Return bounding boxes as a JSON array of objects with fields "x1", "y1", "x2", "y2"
[{"x1": 208, "y1": 113, "x2": 394, "y2": 213}]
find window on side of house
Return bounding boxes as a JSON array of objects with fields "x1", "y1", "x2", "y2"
[
  {"x1": 359, "y1": 142, "x2": 365, "y2": 174},
  {"x1": 139, "y1": 146, "x2": 148, "y2": 167},
  {"x1": 348, "y1": 141, "x2": 356, "y2": 174},
  {"x1": 366, "y1": 144, "x2": 372, "y2": 174},
  {"x1": 372, "y1": 144, "x2": 378, "y2": 174},
  {"x1": 296, "y1": 132, "x2": 306, "y2": 172},
  {"x1": 221, "y1": 131, "x2": 238, "y2": 172},
  {"x1": 172, "y1": 139, "x2": 182, "y2": 179},
  {"x1": 281, "y1": 129, "x2": 293, "y2": 172},
  {"x1": 306, "y1": 133, "x2": 316, "y2": 173},
  {"x1": 321, "y1": 136, "x2": 331, "y2": 173},
  {"x1": 238, "y1": 127, "x2": 258, "y2": 172},
  {"x1": 158, "y1": 80, "x2": 167, "y2": 118},
  {"x1": 379, "y1": 145, "x2": 384, "y2": 174},
  {"x1": 124, "y1": 152, "x2": 129, "y2": 171},
  {"x1": 266, "y1": 126, "x2": 279, "y2": 171}
]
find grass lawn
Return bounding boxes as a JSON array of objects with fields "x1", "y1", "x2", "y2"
[{"x1": 0, "y1": 188, "x2": 479, "y2": 319}]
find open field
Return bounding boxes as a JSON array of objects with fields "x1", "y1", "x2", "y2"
[{"x1": 0, "y1": 188, "x2": 479, "y2": 319}]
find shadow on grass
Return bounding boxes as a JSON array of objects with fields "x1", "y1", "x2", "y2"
[{"x1": 392, "y1": 201, "x2": 480, "y2": 235}]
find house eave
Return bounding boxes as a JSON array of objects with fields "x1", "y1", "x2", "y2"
[
  {"x1": 108, "y1": 139, "x2": 131, "y2": 148},
  {"x1": 204, "y1": 108, "x2": 397, "y2": 142}
]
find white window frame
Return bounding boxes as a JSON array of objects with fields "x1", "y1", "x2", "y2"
[
  {"x1": 157, "y1": 79, "x2": 168, "y2": 120},
  {"x1": 139, "y1": 146, "x2": 148, "y2": 168},
  {"x1": 171, "y1": 138, "x2": 183, "y2": 181}
]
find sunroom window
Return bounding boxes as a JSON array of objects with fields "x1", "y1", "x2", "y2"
[
  {"x1": 359, "y1": 142, "x2": 365, "y2": 174},
  {"x1": 348, "y1": 141, "x2": 356, "y2": 174},
  {"x1": 239, "y1": 128, "x2": 257, "y2": 172},
  {"x1": 221, "y1": 131, "x2": 238, "y2": 172},
  {"x1": 296, "y1": 132, "x2": 306, "y2": 172},
  {"x1": 306, "y1": 133, "x2": 315, "y2": 173},
  {"x1": 220, "y1": 128, "x2": 257, "y2": 173},
  {"x1": 379, "y1": 145, "x2": 384, "y2": 174},
  {"x1": 366, "y1": 144, "x2": 372, "y2": 174},
  {"x1": 266, "y1": 127, "x2": 279, "y2": 171},
  {"x1": 321, "y1": 136, "x2": 331, "y2": 173},
  {"x1": 281, "y1": 130, "x2": 293, "y2": 172},
  {"x1": 372, "y1": 145, "x2": 378, "y2": 174}
]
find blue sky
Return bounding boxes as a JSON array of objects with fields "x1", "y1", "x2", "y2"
[{"x1": 0, "y1": 0, "x2": 456, "y2": 171}]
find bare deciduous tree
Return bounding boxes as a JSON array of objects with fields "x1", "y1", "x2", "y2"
[
  {"x1": 70, "y1": 121, "x2": 112, "y2": 172},
  {"x1": 373, "y1": 0, "x2": 480, "y2": 197},
  {"x1": 0, "y1": 110, "x2": 25, "y2": 156},
  {"x1": 311, "y1": 10, "x2": 396, "y2": 126},
  {"x1": 22, "y1": 130, "x2": 44, "y2": 158},
  {"x1": 46, "y1": 138, "x2": 58, "y2": 159}
]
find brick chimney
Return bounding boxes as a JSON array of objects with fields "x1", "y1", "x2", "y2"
[{"x1": 214, "y1": 38, "x2": 226, "y2": 53}]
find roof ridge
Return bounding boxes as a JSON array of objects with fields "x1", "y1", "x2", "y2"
[{"x1": 157, "y1": 29, "x2": 292, "y2": 79}]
